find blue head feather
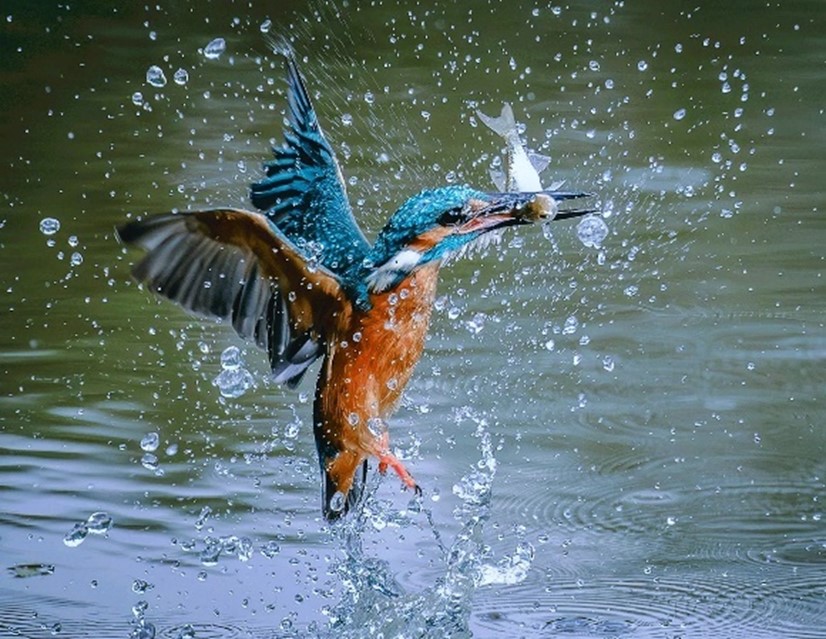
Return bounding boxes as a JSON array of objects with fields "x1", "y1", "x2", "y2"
[{"x1": 368, "y1": 185, "x2": 486, "y2": 267}]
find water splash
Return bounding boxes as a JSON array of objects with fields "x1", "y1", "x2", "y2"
[{"x1": 323, "y1": 409, "x2": 498, "y2": 638}]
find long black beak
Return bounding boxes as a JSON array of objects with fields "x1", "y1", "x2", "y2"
[{"x1": 484, "y1": 190, "x2": 598, "y2": 222}]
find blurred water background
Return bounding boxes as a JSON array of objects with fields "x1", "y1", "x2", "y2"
[{"x1": 1, "y1": 1, "x2": 824, "y2": 637}]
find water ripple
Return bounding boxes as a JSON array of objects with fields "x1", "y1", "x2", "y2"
[{"x1": 471, "y1": 573, "x2": 826, "y2": 638}]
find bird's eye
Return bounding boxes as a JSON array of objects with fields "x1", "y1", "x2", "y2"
[{"x1": 438, "y1": 207, "x2": 465, "y2": 227}]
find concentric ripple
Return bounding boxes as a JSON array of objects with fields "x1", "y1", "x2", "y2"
[{"x1": 471, "y1": 573, "x2": 826, "y2": 638}]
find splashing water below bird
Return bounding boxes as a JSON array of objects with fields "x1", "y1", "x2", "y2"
[{"x1": 323, "y1": 409, "x2": 510, "y2": 638}]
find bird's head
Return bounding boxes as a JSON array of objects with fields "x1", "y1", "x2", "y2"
[{"x1": 363, "y1": 185, "x2": 591, "y2": 294}]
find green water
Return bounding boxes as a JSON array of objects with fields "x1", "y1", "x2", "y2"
[{"x1": 1, "y1": 1, "x2": 824, "y2": 637}]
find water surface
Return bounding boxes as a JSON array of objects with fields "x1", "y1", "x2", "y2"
[{"x1": 1, "y1": 1, "x2": 824, "y2": 637}]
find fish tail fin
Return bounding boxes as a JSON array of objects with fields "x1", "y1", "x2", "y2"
[{"x1": 476, "y1": 102, "x2": 516, "y2": 139}]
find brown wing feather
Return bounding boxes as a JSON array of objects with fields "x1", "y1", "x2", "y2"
[{"x1": 117, "y1": 208, "x2": 349, "y2": 386}]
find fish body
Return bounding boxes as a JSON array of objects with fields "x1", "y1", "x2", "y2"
[{"x1": 476, "y1": 103, "x2": 553, "y2": 192}]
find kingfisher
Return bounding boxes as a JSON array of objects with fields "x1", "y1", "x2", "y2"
[{"x1": 117, "y1": 49, "x2": 593, "y2": 520}]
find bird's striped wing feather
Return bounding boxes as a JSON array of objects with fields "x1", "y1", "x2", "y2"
[{"x1": 118, "y1": 208, "x2": 349, "y2": 388}]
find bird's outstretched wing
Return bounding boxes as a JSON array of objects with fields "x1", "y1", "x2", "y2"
[
  {"x1": 250, "y1": 49, "x2": 370, "y2": 277},
  {"x1": 118, "y1": 209, "x2": 349, "y2": 387}
]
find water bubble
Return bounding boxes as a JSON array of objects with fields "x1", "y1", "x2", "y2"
[
  {"x1": 39, "y1": 217, "x2": 60, "y2": 236},
  {"x1": 172, "y1": 68, "x2": 189, "y2": 85},
  {"x1": 637, "y1": 59, "x2": 648, "y2": 72},
  {"x1": 576, "y1": 214, "x2": 609, "y2": 248},
  {"x1": 341, "y1": 113, "x2": 353, "y2": 126},
  {"x1": 261, "y1": 541, "x2": 281, "y2": 558},
  {"x1": 624, "y1": 285, "x2": 639, "y2": 297},
  {"x1": 63, "y1": 522, "x2": 88, "y2": 547},
  {"x1": 259, "y1": 19, "x2": 272, "y2": 33},
  {"x1": 131, "y1": 92, "x2": 144, "y2": 106},
  {"x1": 203, "y1": 37, "x2": 226, "y2": 60},
  {"x1": 347, "y1": 412, "x2": 360, "y2": 427},
  {"x1": 544, "y1": 339, "x2": 556, "y2": 352},
  {"x1": 673, "y1": 108, "x2": 687, "y2": 121},
  {"x1": 602, "y1": 355, "x2": 615, "y2": 372},
  {"x1": 86, "y1": 511, "x2": 113, "y2": 534},
  {"x1": 140, "y1": 432, "x2": 159, "y2": 452},
  {"x1": 195, "y1": 506, "x2": 211, "y2": 530},
  {"x1": 175, "y1": 625, "x2": 196, "y2": 639},
  {"x1": 588, "y1": 60, "x2": 600, "y2": 72},
  {"x1": 145, "y1": 65, "x2": 167, "y2": 88},
  {"x1": 70, "y1": 252, "x2": 83, "y2": 266}
]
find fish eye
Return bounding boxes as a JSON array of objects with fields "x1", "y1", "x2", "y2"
[{"x1": 438, "y1": 207, "x2": 465, "y2": 227}]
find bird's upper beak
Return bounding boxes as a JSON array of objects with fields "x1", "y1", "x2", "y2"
[{"x1": 462, "y1": 190, "x2": 595, "y2": 233}]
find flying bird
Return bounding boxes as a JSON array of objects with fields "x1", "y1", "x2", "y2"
[{"x1": 117, "y1": 49, "x2": 593, "y2": 519}]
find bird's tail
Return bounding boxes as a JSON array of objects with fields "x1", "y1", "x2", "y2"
[
  {"x1": 476, "y1": 103, "x2": 517, "y2": 139},
  {"x1": 321, "y1": 457, "x2": 367, "y2": 521}
]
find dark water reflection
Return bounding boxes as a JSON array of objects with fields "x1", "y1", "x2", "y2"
[{"x1": 2, "y1": 1, "x2": 825, "y2": 637}]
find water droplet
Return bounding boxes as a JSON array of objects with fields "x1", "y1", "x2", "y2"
[
  {"x1": 602, "y1": 356, "x2": 615, "y2": 372},
  {"x1": 261, "y1": 541, "x2": 281, "y2": 558},
  {"x1": 673, "y1": 108, "x2": 687, "y2": 121},
  {"x1": 63, "y1": 522, "x2": 88, "y2": 547},
  {"x1": 588, "y1": 60, "x2": 600, "y2": 72},
  {"x1": 363, "y1": 91, "x2": 374, "y2": 104},
  {"x1": 562, "y1": 316, "x2": 579, "y2": 335},
  {"x1": 624, "y1": 285, "x2": 639, "y2": 297},
  {"x1": 203, "y1": 37, "x2": 226, "y2": 60},
  {"x1": 131, "y1": 92, "x2": 144, "y2": 106},
  {"x1": 39, "y1": 217, "x2": 60, "y2": 236},
  {"x1": 637, "y1": 59, "x2": 648, "y2": 72},
  {"x1": 329, "y1": 491, "x2": 346, "y2": 512},
  {"x1": 348, "y1": 412, "x2": 360, "y2": 426},
  {"x1": 213, "y1": 346, "x2": 254, "y2": 398},
  {"x1": 86, "y1": 511, "x2": 113, "y2": 534},
  {"x1": 259, "y1": 19, "x2": 272, "y2": 33},
  {"x1": 141, "y1": 452, "x2": 159, "y2": 471},
  {"x1": 544, "y1": 339, "x2": 555, "y2": 351},
  {"x1": 341, "y1": 113, "x2": 353, "y2": 126},
  {"x1": 145, "y1": 65, "x2": 167, "y2": 88},
  {"x1": 140, "y1": 432, "x2": 159, "y2": 452},
  {"x1": 173, "y1": 68, "x2": 189, "y2": 85},
  {"x1": 132, "y1": 579, "x2": 152, "y2": 594},
  {"x1": 576, "y1": 215, "x2": 609, "y2": 248}
]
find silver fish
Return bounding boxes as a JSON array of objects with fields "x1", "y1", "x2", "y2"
[{"x1": 476, "y1": 103, "x2": 557, "y2": 192}]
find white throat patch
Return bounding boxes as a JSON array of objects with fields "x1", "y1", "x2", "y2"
[{"x1": 367, "y1": 249, "x2": 422, "y2": 293}]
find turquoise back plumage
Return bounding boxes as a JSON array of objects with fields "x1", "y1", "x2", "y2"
[{"x1": 250, "y1": 53, "x2": 370, "y2": 277}]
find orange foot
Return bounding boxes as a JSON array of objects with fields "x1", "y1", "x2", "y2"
[{"x1": 374, "y1": 432, "x2": 421, "y2": 495}]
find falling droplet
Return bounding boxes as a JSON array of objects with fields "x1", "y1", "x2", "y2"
[
  {"x1": 86, "y1": 511, "x2": 113, "y2": 535},
  {"x1": 173, "y1": 68, "x2": 189, "y2": 85},
  {"x1": 63, "y1": 522, "x2": 88, "y2": 547},
  {"x1": 39, "y1": 217, "x2": 60, "y2": 236},
  {"x1": 145, "y1": 65, "x2": 167, "y2": 88},
  {"x1": 140, "y1": 432, "x2": 159, "y2": 452},
  {"x1": 203, "y1": 37, "x2": 226, "y2": 60}
]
